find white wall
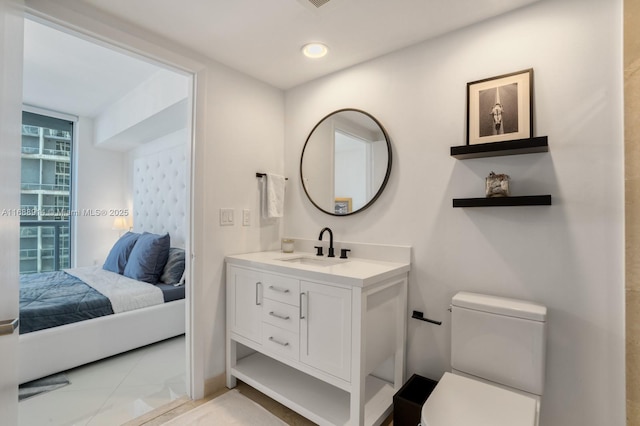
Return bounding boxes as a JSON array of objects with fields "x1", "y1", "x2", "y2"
[
  {"x1": 194, "y1": 63, "x2": 284, "y2": 385},
  {"x1": 73, "y1": 116, "x2": 127, "y2": 267},
  {"x1": 284, "y1": 0, "x2": 624, "y2": 425}
]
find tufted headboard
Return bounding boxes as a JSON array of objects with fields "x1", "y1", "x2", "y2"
[{"x1": 132, "y1": 144, "x2": 187, "y2": 248}]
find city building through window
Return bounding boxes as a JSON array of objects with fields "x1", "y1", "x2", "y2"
[{"x1": 20, "y1": 111, "x2": 73, "y2": 274}]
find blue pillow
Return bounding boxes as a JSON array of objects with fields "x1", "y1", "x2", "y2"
[
  {"x1": 103, "y1": 232, "x2": 140, "y2": 274},
  {"x1": 160, "y1": 248, "x2": 185, "y2": 285},
  {"x1": 123, "y1": 232, "x2": 171, "y2": 284}
]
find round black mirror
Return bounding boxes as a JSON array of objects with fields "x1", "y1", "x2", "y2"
[{"x1": 300, "y1": 109, "x2": 392, "y2": 216}]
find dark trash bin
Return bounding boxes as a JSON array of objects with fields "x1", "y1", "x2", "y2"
[{"x1": 393, "y1": 374, "x2": 438, "y2": 426}]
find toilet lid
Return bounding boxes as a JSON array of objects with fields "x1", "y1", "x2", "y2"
[{"x1": 421, "y1": 372, "x2": 538, "y2": 426}]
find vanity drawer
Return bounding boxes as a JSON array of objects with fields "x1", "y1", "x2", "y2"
[
  {"x1": 261, "y1": 273, "x2": 300, "y2": 305},
  {"x1": 262, "y1": 323, "x2": 299, "y2": 360},
  {"x1": 262, "y1": 299, "x2": 299, "y2": 333}
]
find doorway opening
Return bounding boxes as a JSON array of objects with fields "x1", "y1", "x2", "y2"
[{"x1": 18, "y1": 16, "x2": 195, "y2": 425}]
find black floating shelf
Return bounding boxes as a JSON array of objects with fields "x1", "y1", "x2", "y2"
[
  {"x1": 453, "y1": 195, "x2": 552, "y2": 208},
  {"x1": 450, "y1": 136, "x2": 548, "y2": 159}
]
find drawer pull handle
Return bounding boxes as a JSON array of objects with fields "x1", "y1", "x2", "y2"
[
  {"x1": 269, "y1": 311, "x2": 290, "y2": 320},
  {"x1": 268, "y1": 285, "x2": 290, "y2": 294},
  {"x1": 268, "y1": 336, "x2": 289, "y2": 347},
  {"x1": 255, "y1": 282, "x2": 262, "y2": 305},
  {"x1": 300, "y1": 292, "x2": 306, "y2": 319}
]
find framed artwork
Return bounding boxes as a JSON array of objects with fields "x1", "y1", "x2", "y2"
[
  {"x1": 334, "y1": 197, "x2": 352, "y2": 214},
  {"x1": 466, "y1": 68, "x2": 533, "y2": 145}
]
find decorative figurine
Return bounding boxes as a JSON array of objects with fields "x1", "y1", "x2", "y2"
[{"x1": 485, "y1": 172, "x2": 510, "y2": 197}]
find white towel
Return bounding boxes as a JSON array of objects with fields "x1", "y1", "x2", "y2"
[{"x1": 261, "y1": 173, "x2": 286, "y2": 218}]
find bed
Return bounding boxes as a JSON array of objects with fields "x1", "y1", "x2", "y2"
[
  {"x1": 18, "y1": 235, "x2": 186, "y2": 384},
  {"x1": 18, "y1": 144, "x2": 188, "y2": 384}
]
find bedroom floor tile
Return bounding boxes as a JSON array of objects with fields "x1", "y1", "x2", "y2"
[
  {"x1": 64, "y1": 355, "x2": 144, "y2": 391},
  {"x1": 118, "y1": 340, "x2": 186, "y2": 388},
  {"x1": 19, "y1": 335, "x2": 186, "y2": 426},
  {"x1": 19, "y1": 387, "x2": 114, "y2": 426}
]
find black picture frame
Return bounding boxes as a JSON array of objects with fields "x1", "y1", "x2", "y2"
[{"x1": 466, "y1": 69, "x2": 533, "y2": 145}]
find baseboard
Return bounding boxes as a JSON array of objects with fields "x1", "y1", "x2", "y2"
[{"x1": 204, "y1": 372, "x2": 227, "y2": 397}]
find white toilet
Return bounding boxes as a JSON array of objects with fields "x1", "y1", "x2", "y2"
[{"x1": 420, "y1": 291, "x2": 547, "y2": 426}]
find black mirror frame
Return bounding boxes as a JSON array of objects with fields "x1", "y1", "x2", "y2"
[{"x1": 300, "y1": 108, "x2": 392, "y2": 216}]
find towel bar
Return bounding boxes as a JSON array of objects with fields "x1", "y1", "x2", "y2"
[{"x1": 411, "y1": 310, "x2": 442, "y2": 326}]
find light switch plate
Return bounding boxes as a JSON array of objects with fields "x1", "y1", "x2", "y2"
[
  {"x1": 242, "y1": 209, "x2": 250, "y2": 226},
  {"x1": 220, "y1": 208, "x2": 234, "y2": 226}
]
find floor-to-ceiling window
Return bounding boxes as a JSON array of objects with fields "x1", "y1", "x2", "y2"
[{"x1": 19, "y1": 111, "x2": 73, "y2": 274}]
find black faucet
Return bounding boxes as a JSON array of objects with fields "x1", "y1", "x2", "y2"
[{"x1": 318, "y1": 227, "x2": 335, "y2": 257}]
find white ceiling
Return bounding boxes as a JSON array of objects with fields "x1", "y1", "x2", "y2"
[
  {"x1": 24, "y1": 0, "x2": 539, "y2": 117},
  {"x1": 23, "y1": 19, "x2": 163, "y2": 118}
]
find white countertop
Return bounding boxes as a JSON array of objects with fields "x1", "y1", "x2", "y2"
[{"x1": 225, "y1": 250, "x2": 410, "y2": 287}]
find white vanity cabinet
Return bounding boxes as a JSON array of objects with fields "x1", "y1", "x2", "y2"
[
  {"x1": 300, "y1": 280, "x2": 352, "y2": 381},
  {"x1": 226, "y1": 251, "x2": 410, "y2": 426},
  {"x1": 227, "y1": 267, "x2": 264, "y2": 344}
]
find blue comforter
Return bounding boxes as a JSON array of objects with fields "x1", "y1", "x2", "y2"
[{"x1": 20, "y1": 271, "x2": 114, "y2": 334}]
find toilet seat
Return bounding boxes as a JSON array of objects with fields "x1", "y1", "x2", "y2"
[{"x1": 421, "y1": 372, "x2": 539, "y2": 426}]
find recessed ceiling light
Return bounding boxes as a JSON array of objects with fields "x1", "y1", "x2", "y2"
[{"x1": 302, "y1": 42, "x2": 328, "y2": 59}]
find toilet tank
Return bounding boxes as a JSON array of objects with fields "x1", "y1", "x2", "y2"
[{"x1": 451, "y1": 292, "x2": 547, "y2": 396}]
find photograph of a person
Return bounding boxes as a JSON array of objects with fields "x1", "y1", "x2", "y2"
[
  {"x1": 480, "y1": 83, "x2": 518, "y2": 137},
  {"x1": 467, "y1": 69, "x2": 532, "y2": 145}
]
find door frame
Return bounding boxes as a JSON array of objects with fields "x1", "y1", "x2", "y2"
[
  {"x1": 0, "y1": 0, "x2": 24, "y2": 422},
  {"x1": 21, "y1": 3, "x2": 208, "y2": 400}
]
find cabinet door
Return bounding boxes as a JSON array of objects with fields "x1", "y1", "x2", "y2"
[
  {"x1": 300, "y1": 281, "x2": 352, "y2": 381},
  {"x1": 228, "y1": 266, "x2": 263, "y2": 343}
]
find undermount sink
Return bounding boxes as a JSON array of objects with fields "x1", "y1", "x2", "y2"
[{"x1": 278, "y1": 256, "x2": 345, "y2": 267}]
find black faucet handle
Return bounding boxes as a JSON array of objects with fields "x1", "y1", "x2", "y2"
[
  {"x1": 340, "y1": 249, "x2": 351, "y2": 259},
  {"x1": 314, "y1": 246, "x2": 324, "y2": 256},
  {"x1": 327, "y1": 247, "x2": 335, "y2": 258}
]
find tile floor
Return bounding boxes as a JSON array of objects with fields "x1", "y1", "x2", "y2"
[
  {"x1": 19, "y1": 335, "x2": 187, "y2": 426},
  {"x1": 18, "y1": 334, "x2": 393, "y2": 425}
]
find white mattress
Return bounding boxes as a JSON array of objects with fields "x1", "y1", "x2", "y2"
[{"x1": 64, "y1": 266, "x2": 164, "y2": 313}]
